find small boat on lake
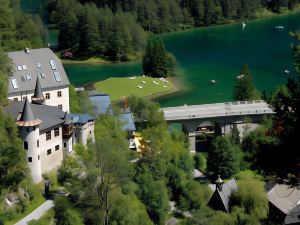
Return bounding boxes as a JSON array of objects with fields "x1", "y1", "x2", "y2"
[
  {"x1": 236, "y1": 74, "x2": 245, "y2": 79},
  {"x1": 137, "y1": 85, "x2": 143, "y2": 89},
  {"x1": 211, "y1": 80, "x2": 216, "y2": 84},
  {"x1": 284, "y1": 69, "x2": 290, "y2": 74},
  {"x1": 275, "y1": 26, "x2": 284, "y2": 29},
  {"x1": 242, "y1": 22, "x2": 246, "y2": 30}
]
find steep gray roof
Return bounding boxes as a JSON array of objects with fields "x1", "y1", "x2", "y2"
[
  {"x1": 208, "y1": 178, "x2": 238, "y2": 213},
  {"x1": 268, "y1": 184, "x2": 300, "y2": 215},
  {"x1": 4, "y1": 101, "x2": 65, "y2": 131},
  {"x1": 7, "y1": 48, "x2": 69, "y2": 96},
  {"x1": 33, "y1": 77, "x2": 44, "y2": 99},
  {"x1": 20, "y1": 97, "x2": 36, "y2": 122},
  {"x1": 285, "y1": 204, "x2": 300, "y2": 225}
]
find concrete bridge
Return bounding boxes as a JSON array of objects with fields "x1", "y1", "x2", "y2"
[{"x1": 162, "y1": 100, "x2": 275, "y2": 152}]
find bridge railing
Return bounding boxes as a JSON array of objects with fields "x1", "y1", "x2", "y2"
[{"x1": 164, "y1": 108, "x2": 274, "y2": 121}]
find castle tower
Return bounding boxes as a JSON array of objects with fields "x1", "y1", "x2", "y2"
[
  {"x1": 62, "y1": 112, "x2": 74, "y2": 155},
  {"x1": 31, "y1": 77, "x2": 45, "y2": 105},
  {"x1": 16, "y1": 97, "x2": 43, "y2": 183}
]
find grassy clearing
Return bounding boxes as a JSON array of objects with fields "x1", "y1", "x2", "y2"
[{"x1": 93, "y1": 76, "x2": 175, "y2": 101}]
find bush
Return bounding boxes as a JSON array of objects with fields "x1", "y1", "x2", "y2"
[{"x1": 194, "y1": 153, "x2": 207, "y2": 172}]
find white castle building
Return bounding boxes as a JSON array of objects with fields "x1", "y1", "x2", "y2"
[{"x1": 4, "y1": 48, "x2": 95, "y2": 183}]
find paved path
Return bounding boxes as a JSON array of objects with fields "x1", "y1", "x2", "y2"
[{"x1": 15, "y1": 200, "x2": 54, "y2": 225}]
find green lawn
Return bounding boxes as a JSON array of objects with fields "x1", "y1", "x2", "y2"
[{"x1": 93, "y1": 76, "x2": 174, "y2": 101}]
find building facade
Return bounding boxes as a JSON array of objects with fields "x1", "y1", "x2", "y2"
[{"x1": 4, "y1": 48, "x2": 96, "y2": 183}]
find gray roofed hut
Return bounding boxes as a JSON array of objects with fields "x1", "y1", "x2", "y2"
[{"x1": 207, "y1": 176, "x2": 238, "y2": 213}]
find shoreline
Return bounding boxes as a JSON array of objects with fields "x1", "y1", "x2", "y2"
[
  {"x1": 61, "y1": 8, "x2": 300, "y2": 67},
  {"x1": 144, "y1": 76, "x2": 183, "y2": 102}
]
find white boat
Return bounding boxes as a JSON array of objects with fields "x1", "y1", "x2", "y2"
[
  {"x1": 141, "y1": 81, "x2": 146, "y2": 84},
  {"x1": 284, "y1": 69, "x2": 290, "y2": 74},
  {"x1": 129, "y1": 76, "x2": 136, "y2": 80},
  {"x1": 275, "y1": 26, "x2": 284, "y2": 29},
  {"x1": 137, "y1": 85, "x2": 143, "y2": 89},
  {"x1": 152, "y1": 81, "x2": 159, "y2": 85},
  {"x1": 242, "y1": 22, "x2": 246, "y2": 29},
  {"x1": 236, "y1": 74, "x2": 245, "y2": 79},
  {"x1": 211, "y1": 80, "x2": 216, "y2": 84}
]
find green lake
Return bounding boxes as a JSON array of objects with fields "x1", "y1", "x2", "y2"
[
  {"x1": 20, "y1": 1, "x2": 300, "y2": 107},
  {"x1": 65, "y1": 13, "x2": 300, "y2": 107}
]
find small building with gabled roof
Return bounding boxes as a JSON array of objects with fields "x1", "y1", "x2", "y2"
[
  {"x1": 208, "y1": 176, "x2": 238, "y2": 213},
  {"x1": 267, "y1": 183, "x2": 300, "y2": 225}
]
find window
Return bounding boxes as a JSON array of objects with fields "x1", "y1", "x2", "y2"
[
  {"x1": 33, "y1": 126, "x2": 35, "y2": 131},
  {"x1": 10, "y1": 78, "x2": 18, "y2": 89},
  {"x1": 37, "y1": 62, "x2": 42, "y2": 68},
  {"x1": 13, "y1": 98, "x2": 18, "y2": 101},
  {"x1": 58, "y1": 104, "x2": 62, "y2": 110},
  {"x1": 24, "y1": 141, "x2": 28, "y2": 150},
  {"x1": 23, "y1": 97, "x2": 26, "y2": 101},
  {"x1": 22, "y1": 65, "x2": 27, "y2": 70},
  {"x1": 27, "y1": 127, "x2": 29, "y2": 132},
  {"x1": 53, "y1": 72, "x2": 62, "y2": 82},
  {"x1": 17, "y1": 65, "x2": 22, "y2": 71},
  {"x1": 26, "y1": 75, "x2": 32, "y2": 80},
  {"x1": 55, "y1": 145, "x2": 59, "y2": 151},
  {"x1": 46, "y1": 131, "x2": 51, "y2": 141},
  {"x1": 38, "y1": 154, "x2": 40, "y2": 160},
  {"x1": 64, "y1": 142, "x2": 67, "y2": 148},
  {"x1": 40, "y1": 72, "x2": 46, "y2": 78},
  {"x1": 28, "y1": 157, "x2": 32, "y2": 162},
  {"x1": 57, "y1": 91, "x2": 62, "y2": 97},
  {"x1": 46, "y1": 93, "x2": 50, "y2": 99},
  {"x1": 21, "y1": 76, "x2": 25, "y2": 82},
  {"x1": 54, "y1": 128, "x2": 59, "y2": 137},
  {"x1": 49, "y1": 59, "x2": 57, "y2": 70},
  {"x1": 47, "y1": 149, "x2": 52, "y2": 155},
  {"x1": 37, "y1": 139, "x2": 39, "y2": 148}
]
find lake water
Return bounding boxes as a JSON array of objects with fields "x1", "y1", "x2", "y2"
[
  {"x1": 21, "y1": 1, "x2": 300, "y2": 107},
  {"x1": 66, "y1": 13, "x2": 300, "y2": 107}
]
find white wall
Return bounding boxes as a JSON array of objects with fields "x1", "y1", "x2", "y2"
[
  {"x1": 8, "y1": 87, "x2": 70, "y2": 112},
  {"x1": 39, "y1": 126, "x2": 64, "y2": 174},
  {"x1": 20, "y1": 126, "x2": 42, "y2": 183}
]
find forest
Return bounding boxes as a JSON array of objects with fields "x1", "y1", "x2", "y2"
[
  {"x1": 48, "y1": 0, "x2": 300, "y2": 60},
  {"x1": 0, "y1": 0, "x2": 47, "y2": 51}
]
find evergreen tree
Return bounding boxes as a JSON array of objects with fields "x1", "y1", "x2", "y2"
[
  {"x1": 142, "y1": 34, "x2": 168, "y2": 78},
  {"x1": 233, "y1": 64, "x2": 260, "y2": 101},
  {"x1": 231, "y1": 124, "x2": 240, "y2": 145},
  {"x1": 207, "y1": 136, "x2": 241, "y2": 178}
]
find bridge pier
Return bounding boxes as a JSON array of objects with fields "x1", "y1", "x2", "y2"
[{"x1": 188, "y1": 134, "x2": 196, "y2": 153}]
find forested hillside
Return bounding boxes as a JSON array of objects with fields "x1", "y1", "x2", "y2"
[
  {"x1": 0, "y1": 0, "x2": 47, "y2": 51},
  {"x1": 48, "y1": 0, "x2": 300, "y2": 60}
]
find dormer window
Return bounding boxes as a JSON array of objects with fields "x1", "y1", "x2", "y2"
[
  {"x1": 49, "y1": 59, "x2": 57, "y2": 70},
  {"x1": 26, "y1": 75, "x2": 32, "y2": 80},
  {"x1": 17, "y1": 65, "x2": 22, "y2": 71},
  {"x1": 40, "y1": 72, "x2": 46, "y2": 78},
  {"x1": 53, "y1": 71, "x2": 61, "y2": 82},
  {"x1": 10, "y1": 78, "x2": 18, "y2": 89},
  {"x1": 37, "y1": 62, "x2": 42, "y2": 68},
  {"x1": 22, "y1": 65, "x2": 27, "y2": 70}
]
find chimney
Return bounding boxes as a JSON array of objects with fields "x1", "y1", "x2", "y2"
[
  {"x1": 25, "y1": 48, "x2": 30, "y2": 54},
  {"x1": 215, "y1": 175, "x2": 224, "y2": 191}
]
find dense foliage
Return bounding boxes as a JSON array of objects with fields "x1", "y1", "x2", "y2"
[
  {"x1": 142, "y1": 35, "x2": 177, "y2": 78},
  {"x1": 48, "y1": 0, "x2": 300, "y2": 60},
  {"x1": 0, "y1": 0, "x2": 46, "y2": 51}
]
